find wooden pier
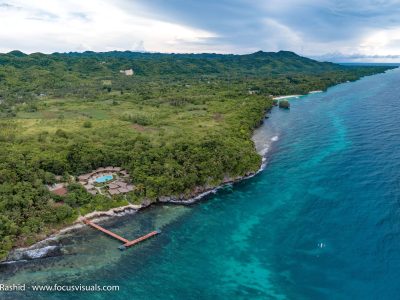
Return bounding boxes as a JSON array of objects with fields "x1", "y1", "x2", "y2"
[{"x1": 82, "y1": 219, "x2": 159, "y2": 250}]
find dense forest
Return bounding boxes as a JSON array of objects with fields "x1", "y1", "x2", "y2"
[{"x1": 0, "y1": 50, "x2": 395, "y2": 259}]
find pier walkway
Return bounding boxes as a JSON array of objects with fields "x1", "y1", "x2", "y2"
[{"x1": 82, "y1": 219, "x2": 159, "y2": 250}]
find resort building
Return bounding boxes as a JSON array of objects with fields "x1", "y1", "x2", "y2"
[
  {"x1": 78, "y1": 166, "x2": 134, "y2": 197},
  {"x1": 119, "y1": 69, "x2": 134, "y2": 76},
  {"x1": 48, "y1": 183, "x2": 68, "y2": 196}
]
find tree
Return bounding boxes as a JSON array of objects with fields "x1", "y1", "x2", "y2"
[
  {"x1": 83, "y1": 120, "x2": 92, "y2": 128},
  {"x1": 279, "y1": 100, "x2": 290, "y2": 109}
]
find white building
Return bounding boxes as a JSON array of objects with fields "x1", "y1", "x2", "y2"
[{"x1": 119, "y1": 69, "x2": 134, "y2": 76}]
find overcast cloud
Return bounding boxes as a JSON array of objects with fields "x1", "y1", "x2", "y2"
[{"x1": 0, "y1": 0, "x2": 399, "y2": 61}]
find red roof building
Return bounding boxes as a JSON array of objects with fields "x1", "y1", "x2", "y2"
[{"x1": 52, "y1": 186, "x2": 68, "y2": 196}]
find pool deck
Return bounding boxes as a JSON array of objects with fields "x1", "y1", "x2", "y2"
[{"x1": 78, "y1": 167, "x2": 134, "y2": 196}]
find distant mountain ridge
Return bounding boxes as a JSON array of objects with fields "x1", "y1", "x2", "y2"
[
  {"x1": 0, "y1": 50, "x2": 345, "y2": 76},
  {"x1": 0, "y1": 49, "x2": 394, "y2": 104}
]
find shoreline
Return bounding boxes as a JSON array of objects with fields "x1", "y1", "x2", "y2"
[
  {"x1": 0, "y1": 82, "x2": 364, "y2": 263},
  {"x1": 2, "y1": 86, "x2": 336, "y2": 263},
  {"x1": 273, "y1": 94, "x2": 302, "y2": 100},
  {"x1": 3, "y1": 85, "x2": 328, "y2": 263},
  {"x1": 2, "y1": 163, "x2": 269, "y2": 263},
  {"x1": 273, "y1": 90, "x2": 323, "y2": 100},
  {"x1": 3, "y1": 150, "x2": 271, "y2": 263},
  {"x1": 4, "y1": 86, "x2": 325, "y2": 263},
  {"x1": 2, "y1": 112, "x2": 274, "y2": 264}
]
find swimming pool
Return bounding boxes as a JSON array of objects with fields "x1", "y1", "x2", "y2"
[{"x1": 95, "y1": 175, "x2": 113, "y2": 183}]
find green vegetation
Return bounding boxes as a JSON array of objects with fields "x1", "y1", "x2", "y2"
[
  {"x1": 0, "y1": 50, "x2": 395, "y2": 259},
  {"x1": 279, "y1": 100, "x2": 290, "y2": 109}
]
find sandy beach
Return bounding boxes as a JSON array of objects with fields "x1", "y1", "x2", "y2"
[{"x1": 273, "y1": 95, "x2": 302, "y2": 100}]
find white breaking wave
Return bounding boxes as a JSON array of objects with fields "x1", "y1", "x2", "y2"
[
  {"x1": 273, "y1": 95, "x2": 301, "y2": 100},
  {"x1": 271, "y1": 136, "x2": 279, "y2": 142},
  {"x1": 24, "y1": 246, "x2": 58, "y2": 259},
  {"x1": 259, "y1": 145, "x2": 270, "y2": 157},
  {"x1": 0, "y1": 259, "x2": 28, "y2": 265}
]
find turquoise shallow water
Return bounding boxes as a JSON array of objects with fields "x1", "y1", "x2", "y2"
[
  {"x1": 95, "y1": 175, "x2": 113, "y2": 183},
  {"x1": 1, "y1": 68, "x2": 400, "y2": 299}
]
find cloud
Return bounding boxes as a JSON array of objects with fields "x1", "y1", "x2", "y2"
[
  {"x1": 128, "y1": 0, "x2": 400, "y2": 59},
  {"x1": 0, "y1": 0, "x2": 399, "y2": 61},
  {"x1": 69, "y1": 12, "x2": 89, "y2": 21},
  {"x1": 312, "y1": 52, "x2": 400, "y2": 63},
  {"x1": 0, "y1": 0, "x2": 217, "y2": 53},
  {"x1": 0, "y1": 2, "x2": 13, "y2": 8}
]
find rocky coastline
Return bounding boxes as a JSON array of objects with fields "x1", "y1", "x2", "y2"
[{"x1": 1, "y1": 113, "x2": 273, "y2": 264}]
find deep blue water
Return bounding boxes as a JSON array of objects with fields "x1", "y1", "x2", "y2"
[{"x1": 1, "y1": 68, "x2": 400, "y2": 299}]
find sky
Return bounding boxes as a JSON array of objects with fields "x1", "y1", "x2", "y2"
[{"x1": 0, "y1": 0, "x2": 399, "y2": 62}]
